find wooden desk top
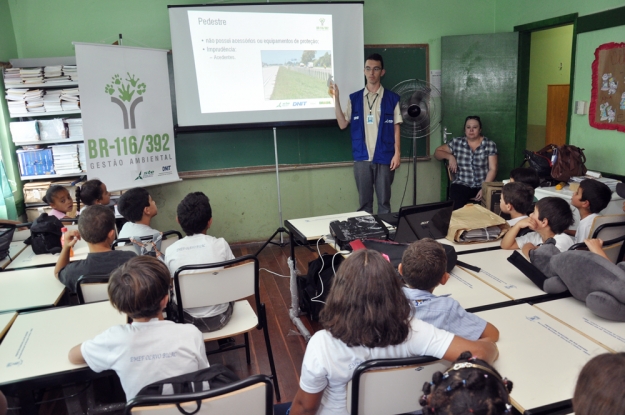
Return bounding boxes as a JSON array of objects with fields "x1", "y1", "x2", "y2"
[
  {"x1": 0, "y1": 241, "x2": 29, "y2": 269},
  {"x1": 6, "y1": 240, "x2": 89, "y2": 270},
  {"x1": 535, "y1": 297, "x2": 625, "y2": 354},
  {"x1": 0, "y1": 267, "x2": 65, "y2": 313},
  {"x1": 0, "y1": 301, "x2": 127, "y2": 386},
  {"x1": 0, "y1": 312, "x2": 17, "y2": 339},
  {"x1": 476, "y1": 304, "x2": 609, "y2": 414},
  {"x1": 435, "y1": 266, "x2": 511, "y2": 311},
  {"x1": 457, "y1": 249, "x2": 546, "y2": 301}
]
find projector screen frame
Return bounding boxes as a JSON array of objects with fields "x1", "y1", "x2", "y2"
[{"x1": 168, "y1": 1, "x2": 365, "y2": 132}]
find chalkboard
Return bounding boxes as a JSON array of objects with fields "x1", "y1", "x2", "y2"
[{"x1": 172, "y1": 45, "x2": 428, "y2": 173}]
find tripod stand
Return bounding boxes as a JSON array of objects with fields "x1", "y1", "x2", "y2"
[{"x1": 255, "y1": 127, "x2": 289, "y2": 257}]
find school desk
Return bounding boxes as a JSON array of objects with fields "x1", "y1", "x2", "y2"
[
  {"x1": 5, "y1": 237, "x2": 89, "y2": 270},
  {"x1": 0, "y1": 312, "x2": 17, "y2": 340},
  {"x1": 535, "y1": 297, "x2": 625, "y2": 353},
  {"x1": 435, "y1": 266, "x2": 513, "y2": 312},
  {"x1": 0, "y1": 266, "x2": 65, "y2": 313},
  {"x1": 476, "y1": 303, "x2": 610, "y2": 415},
  {"x1": 0, "y1": 301, "x2": 127, "y2": 414},
  {"x1": 0, "y1": 241, "x2": 28, "y2": 269},
  {"x1": 457, "y1": 249, "x2": 557, "y2": 302},
  {"x1": 438, "y1": 237, "x2": 502, "y2": 253}
]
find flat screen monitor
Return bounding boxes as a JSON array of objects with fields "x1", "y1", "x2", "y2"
[{"x1": 393, "y1": 200, "x2": 454, "y2": 243}]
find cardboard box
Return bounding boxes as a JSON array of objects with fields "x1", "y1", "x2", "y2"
[{"x1": 481, "y1": 181, "x2": 504, "y2": 215}]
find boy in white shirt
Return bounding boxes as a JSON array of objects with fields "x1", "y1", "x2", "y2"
[
  {"x1": 566, "y1": 179, "x2": 612, "y2": 244},
  {"x1": 165, "y1": 192, "x2": 235, "y2": 332},
  {"x1": 499, "y1": 182, "x2": 534, "y2": 226},
  {"x1": 117, "y1": 187, "x2": 159, "y2": 239},
  {"x1": 68, "y1": 256, "x2": 209, "y2": 401},
  {"x1": 501, "y1": 196, "x2": 574, "y2": 258}
]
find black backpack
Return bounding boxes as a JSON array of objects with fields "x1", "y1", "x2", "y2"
[
  {"x1": 136, "y1": 364, "x2": 240, "y2": 397},
  {"x1": 25, "y1": 213, "x2": 63, "y2": 254},
  {"x1": 298, "y1": 253, "x2": 344, "y2": 322},
  {"x1": 0, "y1": 223, "x2": 16, "y2": 261}
]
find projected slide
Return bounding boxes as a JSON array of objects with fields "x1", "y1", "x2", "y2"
[{"x1": 188, "y1": 10, "x2": 335, "y2": 114}]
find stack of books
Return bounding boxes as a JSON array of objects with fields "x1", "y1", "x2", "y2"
[
  {"x1": 63, "y1": 65, "x2": 78, "y2": 82},
  {"x1": 21, "y1": 67, "x2": 44, "y2": 84},
  {"x1": 9, "y1": 121, "x2": 39, "y2": 143},
  {"x1": 44, "y1": 65, "x2": 71, "y2": 84},
  {"x1": 38, "y1": 119, "x2": 66, "y2": 141},
  {"x1": 5, "y1": 89, "x2": 28, "y2": 116},
  {"x1": 3, "y1": 68, "x2": 23, "y2": 86},
  {"x1": 60, "y1": 88, "x2": 80, "y2": 111},
  {"x1": 25, "y1": 89, "x2": 45, "y2": 114},
  {"x1": 42, "y1": 89, "x2": 63, "y2": 112},
  {"x1": 16, "y1": 148, "x2": 55, "y2": 177},
  {"x1": 51, "y1": 144, "x2": 83, "y2": 175},
  {"x1": 65, "y1": 118, "x2": 84, "y2": 140}
]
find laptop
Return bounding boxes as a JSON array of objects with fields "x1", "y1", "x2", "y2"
[{"x1": 392, "y1": 200, "x2": 454, "y2": 243}]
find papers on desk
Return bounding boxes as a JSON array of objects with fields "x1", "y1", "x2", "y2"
[{"x1": 434, "y1": 266, "x2": 510, "y2": 310}]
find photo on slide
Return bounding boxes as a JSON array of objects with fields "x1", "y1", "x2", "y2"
[{"x1": 261, "y1": 50, "x2": 333, "y2": 101}]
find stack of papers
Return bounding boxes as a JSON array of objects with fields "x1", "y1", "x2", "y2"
[
  {"x1": 60, "y1": 88, "x2": 80, "y2": 111},
  {"x1": 63, "y1": 65, "x2": 78, "y2": 82},
  {"x1": 3, "y1": 68, "x2": 23, "y2": 86},
  {"x1": 43, "y1": 65, "x2": 71, "y2": 83},
  {"x1": 65, "y1": 118, "x2": 84, "y2": 140},
  {"x1": 51, "y1": 144, "x2": 83, "y2": 175},
  {"x1": 38, "y1": 119, "x2": 66, "y2": 141},
  {"x1": 25, "y1": 89, "x2": 45, "y2": 113},
  {"x1": 77, "y1": 143, "x2": 87, "y2": 170},
  {"x1": 9, "y1": 121, "x2": 39, "y2": 143},
  {"x1": 42, "y1": 89, "x2": 63, "y2": 112},
  {"x1": 20, "y1": 67, "x2": 44, "y2": 84},
  {"x1": 5, "y1": 89, "x2": 28, "y2": 116}
]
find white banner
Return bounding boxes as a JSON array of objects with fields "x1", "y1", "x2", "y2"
[{"x1": 75, "y1": 43, "x2": 180, "y2": 191}]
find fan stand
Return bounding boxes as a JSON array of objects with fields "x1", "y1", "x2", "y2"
[{"x1": 411, "y1": 123, "x2": 418, "y2": 205}]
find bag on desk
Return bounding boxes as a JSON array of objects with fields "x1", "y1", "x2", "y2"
[
  {"x1": 298, "y1": 253, "x2": 344, "y2": 322},
  {"x1": 446, "y1": 204, "x2": 509, "y2": 244},
  {"x1": 551, "y1": 145, "x2": 587, "y2": 182},
  {"x1": 24, "y1": 213, "x2": 63, "y2": 254}
]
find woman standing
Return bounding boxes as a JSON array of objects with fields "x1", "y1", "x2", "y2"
[{"x1": 435, "y1": 116, "x2": 498, "y2": 209}]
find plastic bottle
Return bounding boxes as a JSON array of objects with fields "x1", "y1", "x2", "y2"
[
  {"x1": 61, "y1": 227, "x2": 74, "y2": 257},
  {"x1": 551, "y1": 147, "x2": 558, "y2": 165}
]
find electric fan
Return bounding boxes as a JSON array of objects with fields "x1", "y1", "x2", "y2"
[{"x1": 392, "y1": 79, "x2": 442, "y2": 205}]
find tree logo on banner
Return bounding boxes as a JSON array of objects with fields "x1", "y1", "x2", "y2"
[{"x1": 104, "y1": 73, "x2": 147, "y2": 129}]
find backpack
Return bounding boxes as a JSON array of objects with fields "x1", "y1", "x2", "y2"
[
  {"x1": 298, "y1": 253, "x2": 344, "y2": 322},
  {"x1": 136, "y1": 364, "x2": 239, "y2": 397},
  {"x1": 25, "y1": 213, "x2": 63, "y2": 254},
  {"x1": 0, "y1": 224, "x2": 16, "y2": 261},
  {"x1": 551, "y1": 145, "x2": 587, "y2": 182}
]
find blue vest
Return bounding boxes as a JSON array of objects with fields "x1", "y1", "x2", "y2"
[{"x1": 349, "y1": 88, "x2": 400, "y2": 164}]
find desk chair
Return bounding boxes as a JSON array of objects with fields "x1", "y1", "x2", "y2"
[
  {"x1": 347, "y1": 356, "x2": 448, "y2": 415},
  {"x1": 570, "y1": 234, "x2": 625, "y2": 265},
  {"x1": 172, "y1": 255, "x2": 280, "y2": 401},
  {"x1": 112, "y1": 230, "x2": 183, "y2": 254},
  {"x1": 124, "y1": 374, "x2": 274, "y2": 415},
  {"x1": 76, "y1": 275, "x2": 110, "y2": 304}
]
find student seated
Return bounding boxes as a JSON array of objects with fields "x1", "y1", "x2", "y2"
[
  {"x1": 165, "y1": 192, "x2": 235, "y2": 332},
  {"x1": 399, "y1": 238, "x2": 499, "y2": 342},
  {"x1": 420, "y1": 351, "x2": 513, "y2": 415},
  {"x1": 509, "y1": 167, "x2": 540, "y2": 189},
  {"x1": 43, "y1": 185, "x2": 74, "y2": 220},
  {"x1": 68, "y1": 256, "x2": 209, "y2": 401},
  {"x1": 500, "y1": 182, "x2": 534, "y2": 226},
  {"x1": 117, "y1": 187, "x2": 159, "y2": 239},
  {"x1": 566, "y1": 179, "x2": 612, "y2": 243},
  {"x1": 54, "y1": 205, "x2": 136, "y2": 293},
  {"x1": 501, "y1": 197, "x2": 574, "y2": 257},
  {"x1": 573, "y1": 353, "x2": 625, "y2": 415},
  {"x1": 76, "y1": 179, "x2": 112, "y2": 214},
  {"x1": 288, "y1": 249, "x2": 498, "y2": 415}
]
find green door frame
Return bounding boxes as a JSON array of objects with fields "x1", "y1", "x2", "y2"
[{"x1": 513, "y1": 14, "x2": 578, "y2": 169}]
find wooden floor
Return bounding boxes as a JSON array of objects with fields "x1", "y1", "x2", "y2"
[{"x1": 29, "y1": 239, "x2": 333, "y2": 414}]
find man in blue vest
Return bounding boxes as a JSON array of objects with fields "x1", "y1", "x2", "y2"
[{"x1": 334, "y1": 53, "x2": 402, "y2": 214}]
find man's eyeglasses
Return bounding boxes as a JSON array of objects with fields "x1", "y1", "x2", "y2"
[{"x1": 364, "y1": 67, "x2": 382, "y2": 73}]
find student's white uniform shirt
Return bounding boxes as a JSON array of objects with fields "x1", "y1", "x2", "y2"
[
  {"x1": 118, "y1": 222, "x2": 158, "y2": 239},
  {"x1": 515, "y1": 232, "x2": 574, "y2": 252},
  {"x1": 81, "y1": 319, "x2": 209, "y2": 400},
  {"x1": 507, "y1": 215, "x2": 528, "y2": 227},
  {"x1": 165, "y1": 233, "x2": 235, "y2": 317},
  {"x1": 299, "y1": 318, "x2": 454, "y2": 415},
  {"x1": 574, "y1": 213, "x2": 598, "y2": 244}
]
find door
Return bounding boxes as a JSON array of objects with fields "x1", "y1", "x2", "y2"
[
  {"x1": 546, "y1": 84, "x2": 570, "y2": 147},
  {"x1": 440, "y1": 33, "x2": 520, "y2": 199}
]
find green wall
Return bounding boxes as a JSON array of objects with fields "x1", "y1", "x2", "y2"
[
  {"x1": 2, "y1": 0, "x2": 623, "y2": 240},
  {"x1": 526, "y1": 25, "x2": 573, "y2": 151},
  {"x1": 570, "y1": 25, "x2": 625, "y2": 175}
]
